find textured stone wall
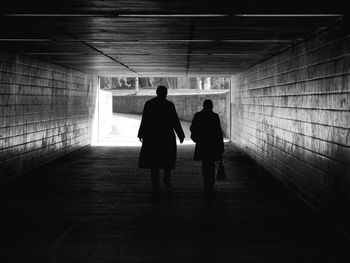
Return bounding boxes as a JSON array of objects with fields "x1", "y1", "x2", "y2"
[
  {"x1": 230, "y1": 20, "x2": 350, "y2": 230},
  {"x1": 0, "y1": 52, "x2": 98, "y2": 181},
  {"x1": 113, "y1": 92, "x2": 230, "y2": 137}
]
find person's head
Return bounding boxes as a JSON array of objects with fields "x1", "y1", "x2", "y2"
[
  {"x1": 156, "y1": 86, "x2": 168, "y2": 98},
  {"x1": 203, "y1": 99, "x2": 213, "y2": 111}
]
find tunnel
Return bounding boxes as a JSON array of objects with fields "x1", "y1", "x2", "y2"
[{"x1": 0, "y1": 1, "x2": 350, "y2": 262}]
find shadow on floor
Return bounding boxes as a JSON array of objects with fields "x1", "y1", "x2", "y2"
[{"x1": 1, "y1": 144, "x2": 349, "y2": 263}]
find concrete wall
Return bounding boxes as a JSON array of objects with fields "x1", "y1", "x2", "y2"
[
  {"x1": 230, "y1": 19, "x2": 350, "y2": 230},
  {"x1": 113, "y1": 92, "x2": 230, "y2": 137},
  {"x1": 97, "y1": 89, "x2": 113, "y2": 141},
  {"x1": 0, "y1": 52, "x2": 98, "y2": 181}
]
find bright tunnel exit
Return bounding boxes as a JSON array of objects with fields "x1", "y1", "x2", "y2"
[
  {"x1": 92, "y1": 113, "x2": 196, "y2": 146},
  {"x1": 92, "y1": 76, "x2": 231, "y2": 147}
]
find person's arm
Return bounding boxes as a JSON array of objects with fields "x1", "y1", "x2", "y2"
[
  {"x1": 216, "y1": 114, "x2": 224, "y2": 155},
  {"x1": 172, "y1": 104, "x2": 185, "y2": 143},
  {"x1": 190, "y1": 113, "x2": 199, "y2": 143}
]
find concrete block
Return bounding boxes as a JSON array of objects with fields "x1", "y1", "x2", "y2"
[
  {"x1": 231, "y1": 22, "x2": 350, "y2": 228},
  {"x1": 0, "y1": 52, "x2": 98, "y2": 181}
]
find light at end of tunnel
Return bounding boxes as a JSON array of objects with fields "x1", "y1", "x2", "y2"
[
  {"x1": 91, "y1": 79, "x2": 100, "y2": 146},
  {"x1": 92, "y1": 138, "x2": 229, "y2": 147},
  {"x1": 91, "y1": 138, "x2": 196, "y2": 147},
  {"x1": 118, "y1": 14, "x2": 229, "y2": 18}
]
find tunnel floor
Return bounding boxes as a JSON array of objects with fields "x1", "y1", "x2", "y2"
[{"x1": 1, "y1": 144, "x2": 350, "y2": 263}]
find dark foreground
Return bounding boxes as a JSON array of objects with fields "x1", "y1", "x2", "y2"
[{"x1": 1, "y1": 144, "x2": 349, "y2": 263}]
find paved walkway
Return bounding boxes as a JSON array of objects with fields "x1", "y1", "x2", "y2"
[{"x1": 1, "y1": 142, "x2": 349, "y2": 263}]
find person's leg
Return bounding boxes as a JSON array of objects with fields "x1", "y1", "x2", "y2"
[
  {"x1": 202, "y1": 160, "x2": 215, "y2": 191},
  {"x1": 150, "y1": 168, "x2": 160, "y2": 192},
  {"x1": 163, "y1": 169, "x2": 172, "y2": 188},
  {"x1": 208, "y1": 160, "x2": 216, "y2": 188},
  {"x1": 202, "y1": 161, "x2": 210, "y2": 191}
]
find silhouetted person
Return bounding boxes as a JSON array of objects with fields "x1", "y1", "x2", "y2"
[
  {"x1": 190, "y1": 99, "x2": 224, "y2": 192},
  {"x1": 138, "y1": 86, "x2": 185, "y2": 192}
]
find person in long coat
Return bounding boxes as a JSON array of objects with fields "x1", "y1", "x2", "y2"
[
  {"x1": 190, "y1": 99, "x2": 224, "y2": 192},
  {"x1": 138, "y1": 86, "x2": 185, "y2": 192}
]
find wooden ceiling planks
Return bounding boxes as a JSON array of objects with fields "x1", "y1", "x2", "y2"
[
  {"x1": 0, "y1": 1, "x2": 345, "y2": 76},
  {"x1": 2, "y1": 0, "x2": 345, "y2": 14},
  {"x1": 56, "y1": 17, "x2": 191, "y2": 42}
]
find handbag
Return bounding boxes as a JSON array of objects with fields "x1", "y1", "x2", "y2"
[{"x1": 216, "y1": 161, "x2": 226, "y2": 180}]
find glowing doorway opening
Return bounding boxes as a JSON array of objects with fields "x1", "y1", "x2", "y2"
[
  {"x1": 92, "y1": 113, "x2": 196, "y2": 147},
  {"x1": 91, "y1": 83, "x2": 230, "y2": 147}
]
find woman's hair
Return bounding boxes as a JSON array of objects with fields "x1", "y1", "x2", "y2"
[
  {"x1": 156, "y1": 86, "x2": 168, "y2": 98},
  {"x1": 203, "y1": 99, "x2": 213, "y2": 110}
]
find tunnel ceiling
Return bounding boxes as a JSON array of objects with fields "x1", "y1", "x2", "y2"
[{"x1": 0, "y1": 0, "x2": 346, "y2": 77}]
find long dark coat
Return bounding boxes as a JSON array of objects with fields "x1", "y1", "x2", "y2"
[
  {"x1": 190, "y1": 109, "x2": 224, "y2": 161},
  {"x1": 138, "y1": 97, "x2": 185, "y2": 169}
]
